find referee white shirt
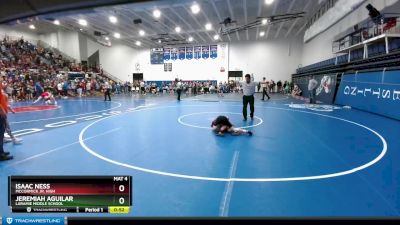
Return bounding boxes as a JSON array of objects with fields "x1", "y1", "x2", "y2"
[
  {"x1": 241, "y1": 81, "x2": 257, "y2": 96},
  {"x1": 176, "y1": 81, "x2": 182, "y2": 90}
]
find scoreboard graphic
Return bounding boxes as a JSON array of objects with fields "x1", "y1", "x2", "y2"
[{"x1": 8, "y1": 176, "x2": 132, "y2": 214}]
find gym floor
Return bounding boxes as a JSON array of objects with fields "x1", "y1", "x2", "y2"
[{"x1": 0, "y1": 93, "x2": 399, "y2": 217}]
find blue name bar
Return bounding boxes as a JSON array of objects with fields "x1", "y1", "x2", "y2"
[{"x1": 2, "y1": 217, "x2": 65, "y2": 225}]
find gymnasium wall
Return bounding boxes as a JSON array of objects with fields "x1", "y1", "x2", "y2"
[
  {"x1": 0, "y1": 25, "x2": 39, "y2": 42},
  {"x1": 229, "y1": 38, "x2": 303, "y2": 82},
  {"x1": 132, "y1": 43, "x2": 229, "y2": 83},
  {"x1": 130, "y1": 39, "x2": 303, "y2": 84},
  {"x1": 301, "y1": 0, "x2": 400, "y2": 66},
  {"x1": 39, "y1": 30, "x2": 81, "y2": 61},
  {"x1": 87, "y1": 37, "x2": 138, "y2": 81}
]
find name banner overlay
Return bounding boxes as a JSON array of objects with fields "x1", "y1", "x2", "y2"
[
  {"x1": 8, "y1": 176, "x2": 132, "y2": 214},
  {"x1": 2, "y1": 217, "x2": 64, "y2": 225},
  {"x1": 335, "y1": 71, "x2": 400, "y2": 120}
]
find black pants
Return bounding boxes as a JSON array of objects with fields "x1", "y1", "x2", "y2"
[
  {"x1": 177, "y1": 89, "x2": 182, "y2": 101},
  {"x1": 243, "y1": 95, "x2": 255, "y2": 119},
  {"x1": 309, "y1": 89, "x2": 316, "y2": 104},
  {"x1": 104, "y1": 89, "x2": 111, "y2": 101},
  {"x1": 262, "y1": 88, "x2": 270, "y2": 100},
  {"x1": 0, "y1": 114, "x2": 6, "y2": 155}
]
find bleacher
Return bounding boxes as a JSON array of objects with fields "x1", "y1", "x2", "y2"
[
  {"x1": 296, "y1": 38, "x2": 400, "y2": 75},
  {"x1": 292, "y1": 13, "x2": 400, "y2": 121}
]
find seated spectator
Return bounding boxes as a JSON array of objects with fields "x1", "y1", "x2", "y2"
[{"x1": 291, "y1": 85, "x2": 302, "y2": 97}]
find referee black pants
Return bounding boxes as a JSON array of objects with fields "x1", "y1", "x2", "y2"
[
  {"x1": 104, "y1": 89, "x2": 111, "y2": 101},
  {"x1": 177, "y1": 89, "x2": 182, "y2": 101},
  {"x1": 243, "y1": 95, "x2": 254, "y2": 119}
]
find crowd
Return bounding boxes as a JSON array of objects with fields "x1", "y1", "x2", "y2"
[
  {"x1": 108, "y1": 79, "x2": 294, "y2": 97},
  {"x1": 1, "y1": 36, "x2": 298, "y2": 101},
  {"x1": 0, "y1": 37, "x2": 118, "y2": 102}
]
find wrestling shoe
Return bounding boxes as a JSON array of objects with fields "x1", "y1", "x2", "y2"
[
  {"x1": 13, "y1": 138, "x2": 23, "y2": 145},
  {"x1": 4, "y1": 137, "x2": 12, "y2": 143},
  {"x1": 0, "y1": 154, "x2": 13, "y2": 161}
]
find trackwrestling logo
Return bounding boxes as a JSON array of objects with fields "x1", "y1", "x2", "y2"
[{"x1": 3, "y1": 217, "x2": 64, "y2": 225}]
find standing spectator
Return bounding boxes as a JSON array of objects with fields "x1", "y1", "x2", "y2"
[
  {"x1": 0, "y1": 85, "x2": 12, "y2": 161},
  {"x1": 277, "y1": 80, "x2": 282, "y2": 93},
  {"x1": 77, "y1": 81, "x2": 83, "y2": 97},
  {"x1": 86, "y1": 81, "x2": 91, "y2": 96},
  {"x1": 308, "y1": 76, "x2": 318, "y2": 104},
  {"x1": 62, "y1": 81, "x2": 69, "y2": 98},
  {"x1": 140, "y1": 80, "x2": 145, "y2": 95},
  {"x1": 260, "y1": 77, "x2": 270, "y2": 101},
  {"x1": 35, "y1": 81, "x2": 44, "y2": 98},
  {"x1": 57, "y1": 81, "x2": 63, "y2": 97}
]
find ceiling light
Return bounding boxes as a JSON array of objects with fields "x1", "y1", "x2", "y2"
[
  {"x1": 205, "y1": 23, "x2": 212, "y2": 30},
  {"x1": 109, "y1": 16, "x2": 118, "y2": 24},
  {"x1": 175, "y1": 26, "x2": 181, "y2": 33},
  {"x1": 191, "y1": 4, "x2": 200, "y2": 14},
  {"x1": 265, "y1": 0, "x2": 274, "y2": 5},
  {"x1": 78, "y1": 19, "x2": 87, "y2": 26},
  {"x1": 158, "y1": 40, "x2": 162, "y2": 43},
  {"x1": 153, "y1": 9, "x2": 161, "y2": 18},
  {"x1": 79, "y1": 28, "x2": 83, "y2": 31},
  {"x1": 259, "y1": 31, "x2": 265, "y2": 37},
  {"x1": 139, "y1": 30, "x2": 145, "y2": 36},
  {"x1": 114, "y1": 33, "x2": 121, "y2": 39},
  {"x1": 213, "y1": 34, "x2": 220, "y2": 40},
  {"x1": 188, "y1": 37, "x2": 194, "y2": 42},
  {"x1": 261, "y1": 18, "x2": 268, "y2": 25},
  {"x1": 53, "y1": 20, "x2": 60, "y2": 25},
  {"x1": 29, "y1": 24, "x2": 35, "y2": 29},
  {"x1": 105, "y1": 37, "x2": 109, "y2": 41},
  {"x1": 136, "y1": 41, "x2": 141, "y2": 46}
]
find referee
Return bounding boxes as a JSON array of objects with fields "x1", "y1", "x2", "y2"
[
  {"x1": 103, "y1": 80, "x2": 111, "y2": 101},
  {"x1": 241, "y1": 74, "x2": 256, "y2": 121}
]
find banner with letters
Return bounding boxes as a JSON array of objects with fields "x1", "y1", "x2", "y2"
[
  {"x1": 210, "y1": 45, "x2": 218, "y2": 59},
  {"x1": 194, "y1": 46, "x2": 201, "y2": 59},
  {"x1": 186, "y1": 46, "x2": 193, "y2": 60},
  {"x1": 171, "y1": 48, "x2": 178, "y2": 61},
  {"x1": 335, "y1": 71, "x2": 400, "y2": 120},
  {"x1": 162, "y1": 45, "x2": 218, "y2": 61},
  {"x1": 202, "y1": 46, "x2": 210, "y2": 59},
  {"x1": 293, "y1": 74, "x2": 337, "y2": 104},
  {"x1": 151, "y1": 48, "x2": 164, "y2": 64},
  {"x1": 178, "y1": 47, "x2": 186, "y2": 60},
  {"x1": 163, "y1": 48, "x2": 171, "y2": 61}
]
